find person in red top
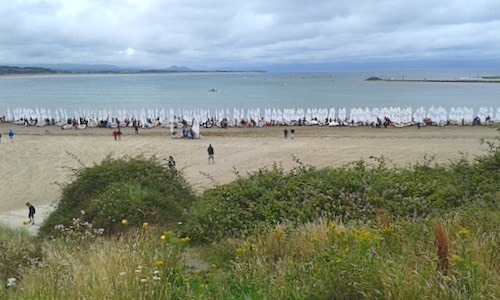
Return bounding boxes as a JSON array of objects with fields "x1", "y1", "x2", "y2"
[{"x1": 112, "y1": 129, "x2": 118, "y2": 141}]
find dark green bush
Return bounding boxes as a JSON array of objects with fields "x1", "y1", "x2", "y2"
[
  {"x1": 39, "y1": 156, "x2": 196, "y2": 237},
  {"x1": 188, "y1": 142, "x2": 499, "y2": 242}
]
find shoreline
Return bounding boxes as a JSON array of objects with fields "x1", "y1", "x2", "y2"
[{"x1": 1, "y1": 123, "x2": 497, "y2": 234}]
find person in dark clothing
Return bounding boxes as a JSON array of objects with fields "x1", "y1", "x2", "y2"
[
  {"x1": 168, "y1": 156, "x2": 176, "y2": 169},
  {"x1": 283, "y1": 128, "x2": 288, "y2": 139},
  {"x1": 207, "y1": 144, "x2": 215, "y2": 164},
  {"x1": 26, "y1": 202, "x2": 36, "y2": 225}
]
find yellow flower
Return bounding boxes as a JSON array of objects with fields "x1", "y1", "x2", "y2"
[
  {"x1": 142, "y1": 222, "x2": 149, "y2": 229},
  {"x1": 335, "y1": 228, "x2": 346, "y2": 236},
  {"x1": 235, "y1": 247, "x2": 247, "y2": 256},
  {"x1": 310, "y1": 235, "x2": 320, "y2": 243},
  {"x1": 458, "y1": 228, "x2": 470, "y2": 236},
  {"x1": 328, "y1": 221, "x2": 338, "y2": 229},
  {"x1": 451, "y1": 254, "x2": 461, "y2": 262},
  {"x1": 352, "y1": 229, "x2": 372, "y2": 241},
  {"x1": 121, "y1": 219, "x2": 128, "y2": 225},
  {"x1": 163, "y1": 230, "x2": 173, "y2": 239},
  {"x1": 179, "y1": 236, "x2": 190, "y2": 244},
  {"x1": 155, "y1": 260, "x2": 164, "y2": 266},
  {"x1": 160, "y1": 235, "x2": 166, "y2": 241},
  {"x1": 443, "y1": 275, "x2": 451, "y2": 283},
  {"x1": 211, "y1": 263, "x2": 217, "y2": 269}
]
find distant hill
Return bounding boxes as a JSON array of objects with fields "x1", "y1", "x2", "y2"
[
  {"x1": 1, "y1": 64, "x2": 265, "y2": 75},
  {"x1": 0, "y1": 66, "x2": 56, "y2": 75}
]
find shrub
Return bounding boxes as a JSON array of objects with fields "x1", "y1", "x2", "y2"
[{"x1": 39, "y1": 156, "x2": 196, "y2": 237}]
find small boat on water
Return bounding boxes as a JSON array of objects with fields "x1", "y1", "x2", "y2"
[{"x1": 208, "y1": 88, "x2": 217, "y2": 92}]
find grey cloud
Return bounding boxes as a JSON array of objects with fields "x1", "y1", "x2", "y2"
[{"x1": 1, "y1": 0, "x2": 499, "y2": 69}]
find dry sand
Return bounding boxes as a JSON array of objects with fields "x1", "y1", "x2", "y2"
[{"x1": 0, "y1": 123, "x2": 497, "y2": 234}]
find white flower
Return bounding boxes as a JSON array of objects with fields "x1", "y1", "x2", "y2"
[
  {"x1": 177, "y1": 221, "x2": 183, "y2": 225},
  {"x1": 153, "y1": 270, "x2": 160, "y2": 275},
  {"x1": 80, "y1": 210, "x2": 85, "y2": 215},
  {"x1": 153, "y1": 276, "x2": 161, "y2": 281},
  {"x1": 6, "y1": 277, "x2": 17, "y2": 287},
  {"x1": 119, "y1": 272, "x2": 126, "y2": 276},
  {"x1": 140, "y1": 278, "x2": 148, "y2": 283}
]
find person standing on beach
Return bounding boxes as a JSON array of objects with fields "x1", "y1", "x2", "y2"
[
  {"x1": 207, "y1": 144, "x2": 215, "y2": 164},
  {"x1": 0, "y1": 132, "x2": 2, "y2": 143},
  {"x1": 168, "y1": 156, "x2": 176, "y2": 169},
  {"x1": 112, "y1": 129, "x2": 118, "y2": 141},
  {"x1": 26, "y1": 202, "x2": 36, "y2": 225},
  {"x1": 8, "y1": 129, "x2": 14, "y2": 142},
  {"x1": 290, "y1": 128, "x2": 295, "y2": 139},
  {"x1": 284, "y1": 128, "x2": 288, "y2": 139},
  {"x1": 117, "y1": 128, "x2": 122, "y2": 141}
]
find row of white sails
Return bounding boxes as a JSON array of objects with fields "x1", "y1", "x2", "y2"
[{"x1": 3, "y1": 105, "x2": 500, "y2": 128}]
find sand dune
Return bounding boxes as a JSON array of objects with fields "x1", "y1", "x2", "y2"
[{"x1": 0, "y1": 123, "x2": 497, "y2": 233}]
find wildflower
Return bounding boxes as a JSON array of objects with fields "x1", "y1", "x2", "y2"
[
  {"x1": 211, "y1": 264, "x2": 217, "y2": 269},
  {"x1": 451, "y1": 254, "x2": 461, "y2": 262},
  {"x1": 235, "y1": 247, "x2": 247, "y2": 256},
  {"x1": 119, "y1": 272, "x2": 126, "y2": 276},
  {"x1": 352, "y1": 229, "x2": 372, "y2": 241},
  {"x1": 142, "y1": 222, "x2": 149, "y2": 229},
  {"x1": 6, "y1": 277, "x2": 17, "y2": 287},
  {"x1": 155, "y1": 260, "x2": 164, "y2": 266},
  {"x1": 135, "y1": 269, "x2": 142, "y2": 274},
  {"x1": 177, "y1": 221, "x2": 183, "y2": 225},
  {"x1": 121, "y1": 219, "x2": 128, "y2": 225},
  {"x1": 163, "y1": 230, "x2": 173, "y2": 239},
  {"x1": 443, "y1": 275, "x2": 451, "y2": 283},
  {"x1": 160, "y1": 235, "x2": 166, "y2": 241},
  {"x1": 335, "y1": 227, "x2": 346, "y2": 236},
  {"x1": 458, "y1": 228, "x2": 470, "y2": 236},
  {"x1": 179, "y1": 236, "x2": 190, "y2": 244},
  {"x1": 140, "y1": 278, "x2": 147, "y2": 283},
  {"x1": 153, "y1": 270, "x2": 160, "y2": 275},
  {"x1": 80, "y1": 210, "x2": 85, "y2": 215},
  {"x1": 310, "y1": 235, "x2": 320, "y2": 243},
  {"x1": 153, "y1": 276, "x2": 161, "y2": 281},
  {"x1": 328, "y1": 221, "x2": 338, "y2": 229}
]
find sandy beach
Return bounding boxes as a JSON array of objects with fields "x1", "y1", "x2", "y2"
[{"x1": 0, "y1": 123, "x2": 497, "y2": 233}]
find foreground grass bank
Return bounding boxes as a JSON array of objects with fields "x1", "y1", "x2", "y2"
[{"x1": 1, "y1": 130, "x2": 499, "y2": 299}]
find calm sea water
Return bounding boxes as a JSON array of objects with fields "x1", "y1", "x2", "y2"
[{"x1": 0, "y1": 70, "x2": 499, "y2": 117}]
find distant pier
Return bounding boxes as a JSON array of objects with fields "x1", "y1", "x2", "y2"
[{"x1": 365, "y1": 76, "x2": 500, "y2": 83}]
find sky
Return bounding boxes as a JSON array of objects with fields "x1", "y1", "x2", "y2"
[{"x1": 1, "y1": 0, "x2": 500, "y2": 71}]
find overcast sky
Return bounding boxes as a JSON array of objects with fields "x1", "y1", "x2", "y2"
[{"x1": 1, "y1": 0, "x2": 499, "y2": 70}]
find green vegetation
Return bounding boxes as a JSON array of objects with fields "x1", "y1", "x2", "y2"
[
  {"x1": 1, "y1": 131, "x2": 499, "y2": 299},
  {"x1": 39, "y1": 156, "x2": 196, "y2": 237},
  {"x1": 0, "y1": 66, "x2": 55, "y2": 75}
]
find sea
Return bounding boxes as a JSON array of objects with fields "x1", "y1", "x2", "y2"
[{"x1": 0, "y1": 69, "x2": 499, "y2": 119}]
